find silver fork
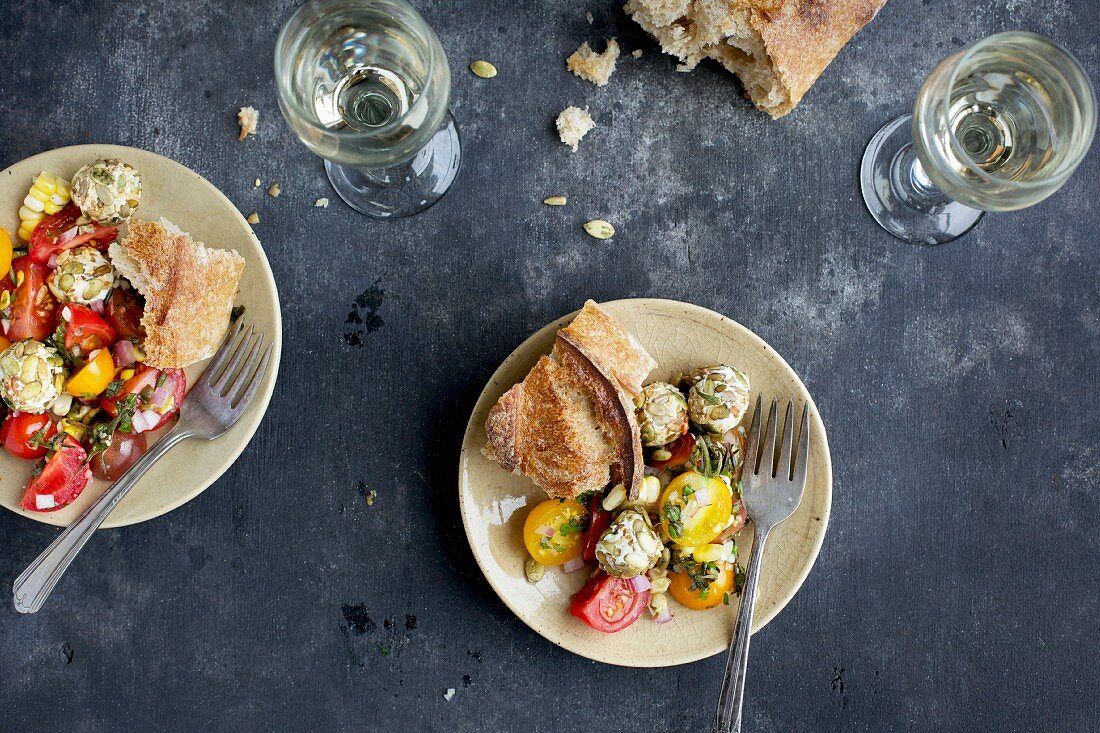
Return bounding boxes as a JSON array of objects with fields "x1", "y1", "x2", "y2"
[
  {"x1": 713, "y1": 396, "x2": 810, "y2": 733},
  {"x1": 12, "y1": 322, "x2": 272, "y2": 614}
]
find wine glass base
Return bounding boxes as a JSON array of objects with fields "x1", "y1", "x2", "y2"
[
  {"x1": 860, "y1": 114, "x2": 984, "y2": 246},
  {"x1": 325, "y1": 111, "x2": 461, "y2": 219}
]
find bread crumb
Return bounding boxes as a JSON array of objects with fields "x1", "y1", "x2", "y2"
[
  {"x1": 237, "y1": 106, "x2": 258, "y2": 140},
  {"x1": 366, "y1": 489, "x2": 377, "y2": 506},
  {"x1": 632, "y1": 49, "x2": 643, "y2": 58},
  {"x1": 253, "y1": 178, "x2": 261, "y2": 188},
  {"x1": 566, "y1": 38, "x2": 620, "y2": 87},
  {"x1": 585, "y1": 10, "x2": 593, "y2": 24},
  {"x1": 268, "y1": 183, "x2": 281, "y2": 197},
  {"x1": 246, "y1": 212, "x2": 259, "y2": 225},
  {"x1": 314, "y1": 197, "x2": 330, "y2": 208},
  {"x1": 675, "y1": 63, "x2": 691, "y2": 72},
  {"x1": 555, "y1": 106, "x2": 595, "y2": 152},
  {"x1": 443, "y1": 688, "x2": 456, "y2": 702}
]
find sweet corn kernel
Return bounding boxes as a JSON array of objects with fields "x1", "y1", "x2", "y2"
[{"x1": 119, "y1": 368, "x2": 135, "y2": 380}]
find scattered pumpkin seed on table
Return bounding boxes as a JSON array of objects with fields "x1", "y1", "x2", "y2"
[
  {"x1": 583, "y1": 219, "x2": 615, "y2": 239},
  {"x1": 469, "y1": 60, "x2": 497, "y2": 78},
  {"x1": 543, "y1": 196, "x2": 567, "y2": 206}
]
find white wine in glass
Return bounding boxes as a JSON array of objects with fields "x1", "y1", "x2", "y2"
[
  {"x1": 275, "y1": 0, "x2": 461, "y2": 219},
  {"x1": 861, "y1": 32, "x2": 1096, "y2": 245}
]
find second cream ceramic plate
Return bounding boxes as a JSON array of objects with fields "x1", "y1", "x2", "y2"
[
  {"x1": 0, "y1": 144, "x2": 281, "y2": 528},
  {"x1": 459, "y1": 299, "x2": 831, "y2": 667}
]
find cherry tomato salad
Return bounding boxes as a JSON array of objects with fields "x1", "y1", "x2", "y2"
[
  {"x1": 0, "y1": 159, "x2": 182, "y2": 513},
  {"x1": 522, "y1": 364, "x2": 755, "y2": 633}
]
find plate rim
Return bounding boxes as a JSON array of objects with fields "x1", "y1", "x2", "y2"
[
  {"x1": 0, "y1": 143, "x2": 283, "y2": 528},
  {"x1": 457, "y1": 297, "x2": 832, "y2": 667}
]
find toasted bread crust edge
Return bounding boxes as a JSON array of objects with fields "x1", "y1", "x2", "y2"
[{"x1": 556, "y1": 333, "x2": 644, "y2": 501}]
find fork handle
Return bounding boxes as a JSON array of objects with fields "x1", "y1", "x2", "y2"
[
  {"x1": 12, "y1": 429, "x2": 191, "y2": 614},
  {"x1": 713, "y1": 524, "x2": 771, "y2": 733}
]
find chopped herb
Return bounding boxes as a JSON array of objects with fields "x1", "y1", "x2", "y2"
[
  {"x1": 698, "y1": 391, "x2": 723, "y2": 406},
  {"x1": 575, "y1": 490, "x2": 595, "y2": 505},
  {"x1": 723, "y1": 592, "x2": 730, "y2": 606},
  {"x1": 229, "y1": 305, "x2": 246, "y2": 324},
  {"x1": 104, "y1": 379, "x2": 124, "y2": 398},
  {"x1": 155, "y1": 372, "x2": 167, "y2": 390},
  {"x1": 376, "y1": 643, "x2": 390, "y2": 657},
  {"x1": 558, "y1": 514, "x2": 586, "y2": 535},
  {"x1": 539, "y1": 538, "x2": 551, "y2": 550},
  {"x1": 47, "y1": 322, "x2": 77, "y2": 367},
  {"x1": 682, "y1": 486, "x2": 695, "y2": 497}
]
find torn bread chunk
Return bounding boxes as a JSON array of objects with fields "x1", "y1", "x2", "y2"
[
  {"x1": 625, "y1": 0, "x2": 887, "y2": 118},
  {"x1": 109, "y1": 218, "x2": 245, "y2": 368},
  {"x1": 567, "y1": 38, "x2": 620, "y2": 87},
  {"x1": 237, "y1": 106, "x2": 259, "y2": 140},
  {"x1": 556, "y1": 106, "x2": 595, "y2": 152}
]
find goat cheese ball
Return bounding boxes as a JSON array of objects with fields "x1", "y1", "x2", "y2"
[
  {"x1": 683, "y1": 365, "x2": 751, "y2": 435},
  {"x1": 47, "y1": 246, "x2": 115, "y2": 304},
  {"x1": 595, "y1": 509, "x2": 662, "y2": 578},
  {"x1": 636, "y1": 381, "x2": 689, "y2": 447},
  {"x1": 0, "y1": 340, "x2": 65, "y2": 413},
  {"x1": 70, "y1": 158, "x2": 141, "y2": 224}
]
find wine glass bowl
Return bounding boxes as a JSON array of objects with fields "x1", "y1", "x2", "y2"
[
  {"x1": 913, "y1": 32, "x2": 1097, "y2": 213},
  {"x1": 275, "y1": 0, "x2": 461, "y2": 218}
]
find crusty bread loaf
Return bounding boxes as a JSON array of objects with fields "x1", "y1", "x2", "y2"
[
  {"x1": 625, "y1": 0, "x2": 888, "y2": 118},
  {"x1": 484, "y1": 301, "x2": 656, "y2": 500},
  {"x1": 109, "y1": 218, "x2": 244, "y2": 368}
]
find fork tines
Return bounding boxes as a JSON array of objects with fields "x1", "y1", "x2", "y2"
[{"x1": 743, "y1": 395, "x2": 809, "y2": 483}]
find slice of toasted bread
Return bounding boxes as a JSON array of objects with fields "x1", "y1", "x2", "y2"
[
  {"x1": 484, "y1": 301, "x2": 656, "y2": 500},
  {"x1": 109, "y1": 218, "x2": 245, "y2": 368}
]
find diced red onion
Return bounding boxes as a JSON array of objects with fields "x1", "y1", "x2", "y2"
[
  {"x1": 150, "y1": 387, "x2": 172, "y2": 407},
  {"x1": 628, "y1": 575, "x2": 651, "y2": 592},
  {"x1": 46, "y1": 254, "x2": 58, "y2": 269},
  {"x1": 61, "y1": 306, "x2": 72, "y2": 322},
  {"x1": 643, "y1": 466, "x2": 660, "y2": 477},
  {"x1": 112, "y1": 339, "x2": 137, "y2": 366},
  {"x1": 562, "y1": 556, "x2": 585, "y2": 574},
  {"x1": 58, "y1": 226, "x2": 78, "y2": 244},
  {"x1": 695, "y1": 488, "x2": 712, "y2": 506},
  {"x1": 655, "y1": 610, "x2": 673, "y2": 624},
  {"x1": 536, "y1": 525, "x2": 555, "y2": 538},
  {"x1": 90, "y1": 299, "x2": 105, "y2": 314},
  {"x1": 132, "y1": 409, "x2": 160, "y2": 433}
]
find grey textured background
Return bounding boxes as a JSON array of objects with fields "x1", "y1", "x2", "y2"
[{"x1": 1, "y1": 1, "x2": 1098, "y2": 731}]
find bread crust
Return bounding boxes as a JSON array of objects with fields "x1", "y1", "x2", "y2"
[
  {"x1": 109, "y1": 218, "x2": 244, "y2": 368},
  {"x1": 626, "y1": 0, "x2": 887, "y2": 117},
  {"x1": 483, "y1": 301, "x2": 655, "y2": 500}
]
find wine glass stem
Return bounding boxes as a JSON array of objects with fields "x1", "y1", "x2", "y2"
[{"x1": 894, "y1": 143, "x2": 951, "y2": 207}]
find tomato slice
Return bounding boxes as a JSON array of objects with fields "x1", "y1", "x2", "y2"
[
  {"x1": 668, "y1": 563, "x2": 735, "y2": 610},
  {"x1": 104, "y1": 286, "x2": 145, "y2": 341},
  {"x1": 522, "y1": 498, "x2": 588, "y2": 566},
  {"x1": 659, "y1": 472, "x2": 734, "y2": 547},
  {"x1": 29, "y1": 203, "x2": 117, "y2": 264},
  {"x1": 101, "y1": 365, "x2": 186, "y2": 432},
  {"x1": 650, "y1": 433, "x2": 695, "y2": 470},
  {"x1": 20, "y1": 435, "x2": 92, "y2": 512},
  {"x1": 61, "y1": 303, "x2": 117, "y2": 357},
  {"x1": 7, "y1": 256, "x2": 58, "y2": 341},
  {"x1": 581, "y1": 492, "x2": 613, "y2": 561},
  {"x1": 569, "y1": 574, "x2": 650, "y2": 633},
  {"x1": 1, "y1": 412, "x2": 57, "y2": 460}
]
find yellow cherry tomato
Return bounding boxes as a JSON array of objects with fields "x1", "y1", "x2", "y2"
[
  {"x1": 523, "y1": 499, "x2": 588, "y2": 566},
  {"x1": 659, "y1": 471, "x2": 733, "y2": 547},
  {"x1": 65, "y1": 348, "x2": 115, "y2": 398},
  {"x1": 0, "y1": 226, "x2": 11, "y2": 280},
  {"x1": 668, "y1": 563, "x2": 735, "y2": 610}
]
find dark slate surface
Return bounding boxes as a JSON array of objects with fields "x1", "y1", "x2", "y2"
[{"x1": 1, "y1": 1, "x2": 1097, "y2": 731}]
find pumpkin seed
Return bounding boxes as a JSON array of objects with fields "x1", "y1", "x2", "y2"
[
  {"x1": 543, "y1": 196, "x2": 567, "y2": 206},
  {"x1": 469, "y1": 60, "x2": 497, "y2": 78},
  {"x1": 83, "y1": 279, "x2": 104, "y2": 300},
  {"x1": 21, "y1": 382, "x2": 41, "y2": 400},
  {"x1": 524, "y1": 557, "x2": 545, "y2": 583},
  {"x1": 57, "y1": 273, "x2": 75, "y2": 292},
  {"x1": 20, "y1": 356, "x2": 40, "y2": 383},
  {"x1": 583, "y1": 219, "x2": 615, "y2": 239},
  {"x1": 0, "y1": 290, "x2": 9, "y2": 310},
  {"x1": 1, "y1": 355, "x2": 18, "y2": 375},
  {"x1": 652, "y1": 448, "x2": 672, "y2": 462}
]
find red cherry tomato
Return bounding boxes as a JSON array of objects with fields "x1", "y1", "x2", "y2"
[
  {"x1": 29, "y1": 203, "x2": 117, "y2": 263},
  {"x1": 1, "y1": 412, "x2": 57, "y2": 460},
  {"x1": 91, "y1": 430, "x2": 147, "y2": 480},
  {"x1": 7, "y1": 256, "x2": 57, "y2": 341},
  {"x1": 569, "y1": 573, "x2": 650, "y2": 633},
  {"x1": 20, "y1": 436, "x2": 92, "y2": 512},
  {"x1": 101, "y1": 365, "x2": 186, "y2": 432},
  {"x1": 581, "y1": 492, "x2": 613, "y2": 561},
  {"x1": 62, "y1": 303, "x2": 117, "y2": 356},
  {"x1": 650, "y1": 433, "x2": 695, "y2": 470},
  {"x1": 104, "y1": 286, "x2": 146, "y2": 341}
]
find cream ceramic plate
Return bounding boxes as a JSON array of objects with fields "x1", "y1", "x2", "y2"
[
  {"x1": 459, "y1": 299, "x2": 831, "y2": 667},
  {"x1": 0, "y1": 144, "x2": 281, "y2": 528}
]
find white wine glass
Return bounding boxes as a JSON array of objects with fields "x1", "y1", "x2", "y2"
[
  {"x1": 861, "y1": 31, "x2": 1096, "y2": 245},
  {"x1": 275, "y1": 0, "x2": 461, "y2": 219}
]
